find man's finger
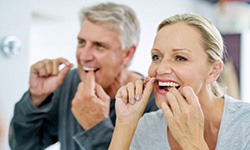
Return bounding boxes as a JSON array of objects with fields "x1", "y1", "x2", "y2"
[
  {"x1": 84, "y1": 71, "x2": 96, "y2": 94},
  {"x1": 95, "y1": 83, "x2": 110, "y2": 103},
  {"x1": 57, "y1": 63, "x2": 73, "y2": 84},
  {"x1": 52, "y1": 57, "x2": 71, "y2": 75}
]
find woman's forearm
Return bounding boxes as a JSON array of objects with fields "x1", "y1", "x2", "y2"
[{"x1": 109, "y1": 119, "x2": 139, "y2": 150}]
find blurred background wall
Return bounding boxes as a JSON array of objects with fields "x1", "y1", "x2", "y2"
[{"x1": 0, "y1": 0, "x2": 250, "y2": 149}]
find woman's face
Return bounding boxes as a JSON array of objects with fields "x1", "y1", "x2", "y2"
[{"x1": 148, "y1": 22, "x2": 214, "y2": 108}]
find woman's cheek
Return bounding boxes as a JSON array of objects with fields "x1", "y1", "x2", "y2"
[{"x1": 148, "y1": 63, "x2": 156, "y2": 77}]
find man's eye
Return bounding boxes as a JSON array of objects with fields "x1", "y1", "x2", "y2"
[
  {"x1": 78, "y1": 39, "x2": 85, "y2": 46},
  {"x1": 176, "y1": 55, "x2": 187, "y2": 61},
  {"x1": 95, "y1": 43, "x2": 107, "y2": 50},
  {"x1": 152, "y1": 55, "x2": 161, "y2": 61}
]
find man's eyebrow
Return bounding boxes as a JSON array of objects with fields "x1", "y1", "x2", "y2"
[{"x1": 77, "y1": 37, "x2": 83, "y2": 40}]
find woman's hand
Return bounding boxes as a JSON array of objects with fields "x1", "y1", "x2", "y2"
[
  {"x1": 109, "y1": 77, "x2": 155, "y2": 150},
  {"x1": 115, "y1": 77, "x2": 155, "y2": 124},
  {"x1": 161, "y1": 86, "x2": 208, "y2": 149}
]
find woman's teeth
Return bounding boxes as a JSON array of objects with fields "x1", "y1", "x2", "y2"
[
  {"x1": 158, "y1": 81, "x2": 181, "y2": 91},
  {"x1": 158, "y1": 81, "x2": 180, "y2": 87}
]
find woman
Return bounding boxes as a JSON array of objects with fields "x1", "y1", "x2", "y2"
[{"x1": 109, "y1": 13, "x2": 250, "y2": 150}]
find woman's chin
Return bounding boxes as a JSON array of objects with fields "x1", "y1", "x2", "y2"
[{"x1": 155, "y1": 96, "x2": 168, "y2": 109}]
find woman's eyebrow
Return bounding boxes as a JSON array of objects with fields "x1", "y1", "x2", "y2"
[
  {"x1": 151, "y1": 49, "x2": 160, "y2": 53},
  {"x1": 173, "y1": 48, "x2": 191, "y2": 51},
  {"x1": 172, "y1": 48, "x2": 192, "y2": 53}
]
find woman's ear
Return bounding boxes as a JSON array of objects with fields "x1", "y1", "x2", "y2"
[
  {"x1": 206, "y1": 60, "x2": 223, "y2": 83},
  {"x1": 122, "y1": 45, "x2": 136, "y2": 66}
]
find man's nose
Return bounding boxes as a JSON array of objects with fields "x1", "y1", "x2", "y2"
[{"x1": 78, "y1": 46, "x2": 95, "y2": 62}]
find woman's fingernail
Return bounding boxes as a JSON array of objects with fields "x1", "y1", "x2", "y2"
[
  {"x1": 151, "y1": 77, "x2": 155, "y2": 83},
  {"x1": 135, "y1": 95, "x2": 141, "y2": 101},
  {"x1": 130, "y1": 98, "x2": 135, "y2": 104}
]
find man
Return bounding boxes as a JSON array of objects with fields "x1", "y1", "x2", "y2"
[{"x1": 9, "y1": 2, "x2": 158, "y2": 150}]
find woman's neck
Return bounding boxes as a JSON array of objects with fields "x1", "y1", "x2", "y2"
[{"x1": 201, "y1": 94, "x2": 224, "y2": 150}]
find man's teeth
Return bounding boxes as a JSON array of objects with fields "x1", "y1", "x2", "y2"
[
  {"x1": 83, "y1": 66, "x2": 97, "y2": 71},
  {"x1": 158, "y1": 81, "x2": 180, "y2": 87}
]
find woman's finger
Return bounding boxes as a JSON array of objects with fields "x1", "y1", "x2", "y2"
[
  {"x1": 140, "y1": 77, "x2": 155, "y2": 107},
  {"x1": 118, "y1": 86, "x2": 129, "y2": 104},
  {"x1": 127, "y1": 82, "x2": 135, "y2": 104},
  {"x1": 135, "y1": 80, "x2": 143, "y2": 101},
  {"x1": 180, "y1": 86, "x2": 200, "y2": 107},
  {"x1": 168, "y1": 87, "x2": 189, "y2": 112},
  {"x1": 161, "y1": 102, "x2": 173, "y2": 119},
  {"x1": 166, "y1": 90, "x2": 182, "y2": 116}
]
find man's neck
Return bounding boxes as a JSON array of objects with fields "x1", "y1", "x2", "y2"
[{"x1": 105, "y1": 70, "x2": 143, "y2": 100}]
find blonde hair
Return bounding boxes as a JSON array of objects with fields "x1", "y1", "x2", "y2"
[{"x1": 158, "y1": 13, "x2": 226, "y2": 97}]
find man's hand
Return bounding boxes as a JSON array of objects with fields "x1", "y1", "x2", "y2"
[
  {"x1": 71, "y1": 71, "x2": 110, "y2": 130},
  {"x1": 29, "y1": 58, "x2": 73, "y2": 107}
]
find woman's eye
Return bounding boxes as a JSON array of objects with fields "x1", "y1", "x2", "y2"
[
  {"x1": 176, "y1": 55, "x2": 187, "y2": 61},
  {"x1": 152, "y1": 55, "x2": 161, "y2": 61}
]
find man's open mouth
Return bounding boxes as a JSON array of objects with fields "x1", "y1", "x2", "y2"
[{"x1": 83, "y1": 66, "x2": 99, "y2": 72}]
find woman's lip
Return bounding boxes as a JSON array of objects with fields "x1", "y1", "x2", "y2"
[
  {"x1": 155, "y1": 83, "x2": 168, "y2": 95},
  {"x1": 157, "y1": 87, "x2": 167, "y2": 95},
  {"x1": 155, "y1": 80, "x2": 181, "y2": 95},
  {"x1": 156, "y1": 79, "x2": 181, "y2": 87},
  {"x1": 156, "y1": 78, "x2": 177, "y2": 82}
]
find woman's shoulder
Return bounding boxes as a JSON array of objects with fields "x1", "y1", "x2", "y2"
[
  {"x1": 217, "y1": 95, "x2": 250, "y2": 148},
  {"x1": 223, "y1": 95, "x2": 250, "y2": 124},
  {"x1": 224, "y1": 95, "x2": 250, "y2": 112}
]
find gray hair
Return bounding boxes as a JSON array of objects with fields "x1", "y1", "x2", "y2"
[
  {"x1": 158, "y1": 13, "x2": 226, "y2": 97},
  {"x1": 79, "y1": 2, "x2": 140, "y2": 49}
]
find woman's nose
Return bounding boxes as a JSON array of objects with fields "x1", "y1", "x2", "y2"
[{"x1": 156, "y1": 60, "x2": 173, "y2": 75}]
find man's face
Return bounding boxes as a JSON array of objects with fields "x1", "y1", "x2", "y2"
[{"x1": 76, "y1": 20, "x2": 128, "y2": 89}]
